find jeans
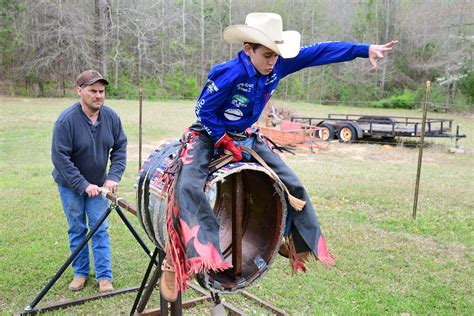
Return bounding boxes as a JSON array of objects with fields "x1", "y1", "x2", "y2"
[
  {"x1": 234, "y1": 136, "x2": 255, "y2": 161},
  {"x1": 58, "y1": 185, "x2": 112, "y2": 281},
  {"x1": 178, "y1": 130, "x2": 320, "y2": 256}
]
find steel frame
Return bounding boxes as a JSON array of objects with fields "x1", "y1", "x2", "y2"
[{"x1": 20, "y1": 195, "x2": 288, "y2": 315}]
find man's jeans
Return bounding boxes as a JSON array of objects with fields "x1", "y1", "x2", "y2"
[{"x1": 58, "y1": 185, "x2": 112, "y2": 281}]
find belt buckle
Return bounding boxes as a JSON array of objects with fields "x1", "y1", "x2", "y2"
[{"x1": 228, "y1": 131, "x2": 248, "y2": 141}]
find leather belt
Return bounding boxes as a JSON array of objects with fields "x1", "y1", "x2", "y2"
[{"x1": 227, "y1": 131, "x2": 249, "y2": 141}]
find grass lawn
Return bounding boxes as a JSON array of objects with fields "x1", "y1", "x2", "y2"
[{"x1": 0, "y1": 96, "x2": 472, "y2": 315}]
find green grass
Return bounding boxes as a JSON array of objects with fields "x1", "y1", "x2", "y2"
[{"x1": 0, "y1": 97, "x2": 473, "y2": 315}]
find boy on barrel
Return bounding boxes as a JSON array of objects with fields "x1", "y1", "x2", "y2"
[{"x1": 160, "y1": 12, "x2": 397, "y2": 301}]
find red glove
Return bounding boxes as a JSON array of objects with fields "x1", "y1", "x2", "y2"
[{"x1": 215, "y1": 133, "x2": 243, "y2": 162}]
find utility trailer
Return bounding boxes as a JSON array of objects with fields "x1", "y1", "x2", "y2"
[{"x1": 291, "y1": 114, "x2": 466, "y2": 142}]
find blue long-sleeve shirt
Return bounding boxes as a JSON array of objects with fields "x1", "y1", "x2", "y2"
[
  {"x1": 195, "y1": 41, "x2": 369, "y2": 142},
  {"x1": 51, "y1": 102, "x2": 127, "y2": 195}
]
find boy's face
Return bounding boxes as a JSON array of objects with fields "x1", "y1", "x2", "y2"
[{"x1": 243, "y1": 44, "x2": 279, "y2": 75}]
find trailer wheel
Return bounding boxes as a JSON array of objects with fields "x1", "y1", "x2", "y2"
[
  {"x1": 317, "y1": 123, "x2": 335, "y2": 141},
  {"x1": 338, "y1": 124, "x2": 357, "y2": 143}
]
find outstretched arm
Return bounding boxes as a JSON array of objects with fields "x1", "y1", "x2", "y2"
[
  {"x1": 368, "y1": 40, "x2": 398, "y2": 71},
  {"x1": 280, "y1": 42, "x2": 370, "y2": 77}
]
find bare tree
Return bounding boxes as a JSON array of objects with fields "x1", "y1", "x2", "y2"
[
  {"x1": 95, "y1": 0, "x2": 112, "y2": 77},
  {"x1": 200, "y1": 0, "x2": 205, "y2": 85},
  {"x1": 111, "y1": 0, "x2": 121, "y2": 89},
  {"x1": 1, "y1": 0, "x2": 472, "y2": 104},
  {"x1": 19, "y1": 0, "x2": 96, "y2": 96},
  {"x1": 182, "y1": 0, "x2": 186, "y2": 45}
]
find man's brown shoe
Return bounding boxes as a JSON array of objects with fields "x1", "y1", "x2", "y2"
[
  {"x1": 160, "y1": 259, "x2": 178, "y2": 302},
  {"x1": 98, "y1": 279, "x2": 114, "y2": 293},
  {"x1": 68, "y1": 276, "x2": 86, "y2": 291}
]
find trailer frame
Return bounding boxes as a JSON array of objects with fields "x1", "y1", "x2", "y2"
[{"x1": 291, "y1": 113, "x2": 466, "y2": 142}]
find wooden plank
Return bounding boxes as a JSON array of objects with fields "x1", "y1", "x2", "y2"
[
  {"x1": 256, "y1": 126, "x2": 306, "y2": 146},
  {"x1": 232, "y1": 173, "x2": 243, "y2": 278},
  {"x1": 137, "y1": 297, "x2": 209, "y2": 316},
  {"x1": 22, "y1": 286, "x2": 141, "y2": 314},
  {"x1": 241, "y1": 290, "x2": 289, "y2": 316}
]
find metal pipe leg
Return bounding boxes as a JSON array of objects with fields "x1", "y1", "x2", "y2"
[
  {"x1": 24, "y1": 206, "x2": 114, "y2": 312},
  {"x1": 136, "y1": 250, "x2": 165, "y2": 313},
  {"x1": 170, "y1": 292, "x2": 182, "y2": 316},
  {"x1": 130, "y1": 247, "x2": 160, "y2": 315},
  {"x1": 114, "y1": 205, "x2": 158, "y2": 265}
]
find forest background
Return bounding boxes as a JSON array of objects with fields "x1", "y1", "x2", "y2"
[{"x1": 0, "y1": 0, "x2": 473, "y2": 111}]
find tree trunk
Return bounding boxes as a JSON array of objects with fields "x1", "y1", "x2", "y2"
[
  {"x1": 38, "y1": 78, "x2": 45, "y2": 97},
  {"x1": 61, "y1": 75, "x2": 66, "y2": 97},
  {"x1": 444, "y1": 8, "x2": 452, "y2": 108},
  {"x1": 380, "y1": 0, "x2": 390, "y2": 93},
  {"x1": 200, "y1": 0, "x2": 205, "y2": 86},
  {"x1": 319, "y1": 69, "x2": 325, "y2": 104},
  {"x1": 182, "y1": 0, "x2": 186, "y2": 44},
  {"x1": 95, "y1": 0, "x2": 101, "y2": 69},
  {"x1": 58, "y1": 0, "x2": 65, "y2": 96},
  {"x1": 375, "y1": 0, "x2": 380, "y2": 89},
  {"x1": 306, "y1": 4, "x2": 315, "y2": 101},
  {"x1": 103, "y1": 0, "x2": 111, "y2": 77},
  {"x1": 137, "y1": 39, "x2": 142, "y2": 91},
  {"x1": 113, "y1": 0, "x2": 120, "y2": 89},
  {"x1": 228, "y1": 0, "x2": 232, "y2": 59},
  {"x1": 161, "y1": 0, "x2": 166, "y2": 78},
  {"x1": 95, "y1": 0, "x2": 111, "y2": 76}
]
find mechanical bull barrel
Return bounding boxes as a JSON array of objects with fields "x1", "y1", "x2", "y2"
[{"x1": 136, "y1": 140, "x2": 288, "y2": 292}]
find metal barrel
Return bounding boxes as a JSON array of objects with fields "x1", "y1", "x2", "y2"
[
  {"x1": 136, "y1": 140, "x2": 287, "y2": 293},
  {"x1": 136, "y1": 140, "x2": 181, "y2": 251}
]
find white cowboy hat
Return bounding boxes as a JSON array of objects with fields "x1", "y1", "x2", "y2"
[{"x1": 223, "y1": 12, "x2": 301, "y2": 59}]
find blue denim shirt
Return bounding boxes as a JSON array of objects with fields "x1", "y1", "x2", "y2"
[{"x1": 195, "y1": 41, "x2": 369, "y2": 142}]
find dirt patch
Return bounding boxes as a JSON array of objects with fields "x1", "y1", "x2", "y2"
[
  {"x1": 298, "y1": 141, "x2": 416, "y2": 164},
  {"x1": 127, "y1": 137, "x2": 470, "y2": 168},
  {"x1": 293, "y1": 140, "x2": 470, "y2": 166},
  {"x1": 371, "y1": 225, "x2": 470, "y2": 264},
  {"x1": 127, "y1": 140, "x2": 173, "y2": 161}
]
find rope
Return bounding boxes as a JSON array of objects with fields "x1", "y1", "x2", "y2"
[
  {"x1": 208, "y1": 153, "x2": 233, "y2": 172},
  {"x1": 241, "y1": 146, "x2": 306, "y2": 211}
]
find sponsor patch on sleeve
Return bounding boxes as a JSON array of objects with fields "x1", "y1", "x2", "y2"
[{"x1": 206, "y1": 80, "x2": 219, "y2": 94}]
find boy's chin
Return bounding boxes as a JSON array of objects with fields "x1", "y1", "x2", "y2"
[{"x1": 258, "y1": 69, "x2": 273, "y2": 75}]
